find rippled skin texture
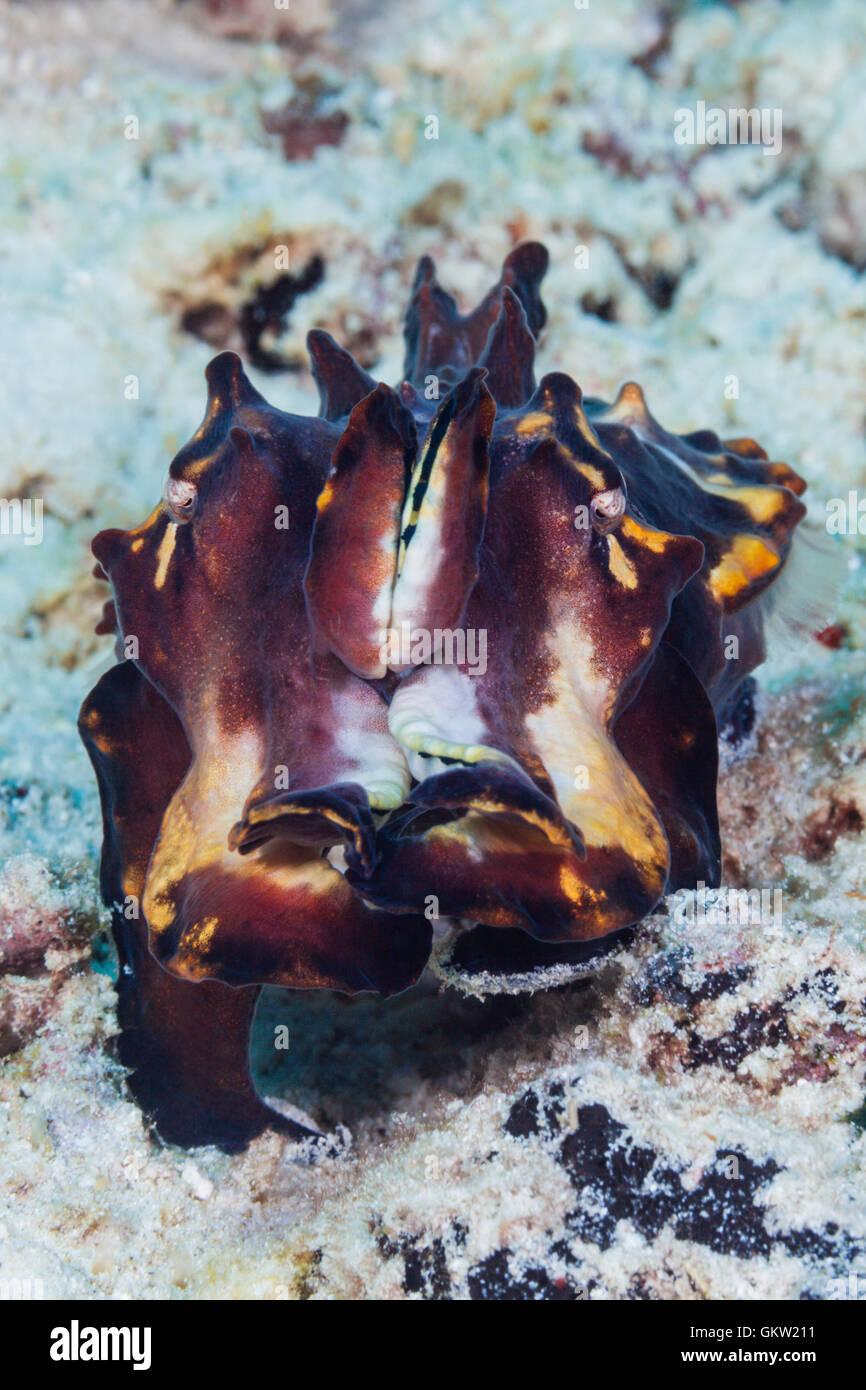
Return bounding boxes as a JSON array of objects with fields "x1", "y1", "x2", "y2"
[{"x1": 79, "y1": 243, "x2": 806, "y2": 1150}]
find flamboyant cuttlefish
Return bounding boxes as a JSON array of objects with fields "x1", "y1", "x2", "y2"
[{"x1": 79, "y1": 242, "x2": 806, "y2": 1151}]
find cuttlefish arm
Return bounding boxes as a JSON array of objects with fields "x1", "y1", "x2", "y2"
[
  {"x1": 388, "y1": 369, "x2": 494, "y2": 670},
  {"x1": 78, "y1": 661, "x2": 330, "y2": 1152},
  {"x1": 303, "y1": 383, "x2": 415, "y2": 680},
  {"x1": 304, "y1": 370, "x2": 494, "y2": 680},
  {"x1": 441, "y1": 637, "x2": 722, "y2": 981},
  {"x1": 352, "y1": 419, "x2": 706, "y2": 942},
  {"x1": 585, "y1": 382, "x2": 807, "y2": 707},
  {"x1": 613, "y1": 641, "x2": 721, "y2": 891},
  {"x1": 140, "y1": 718, "x2": 427, "y2": 994}
]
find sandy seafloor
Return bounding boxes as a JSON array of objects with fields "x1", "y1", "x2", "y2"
[{"x1": 1, "y1": 0, "x2": 865, "y2": 1299}]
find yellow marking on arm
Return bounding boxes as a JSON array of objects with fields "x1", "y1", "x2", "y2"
[
  {"x1": 708, "y1": 533, "x2": 780, "y2": 603},
  {"x1": 188, "y1": 916, "x2": 219, "y2": 951},
  {"x1": 526, "y1": 629, "x2": 669, "y2": 884},
  {"x1": 724, "y1": 437, "x2": 766, "y2": 459},
  {"x1": 619, "y1": 515, "x2": 669, "y2": 553},
  {"x1": 181, "y1": 452, "x2": 220, "y2": 484},
  {"x1": 606, "y1": 534, "x2": 638, "y2": 589},
  {"x1": 604, "y1": 382, "x2": 650, "y2": 427},
  {"x1": 126, "y1": 505, "x2": 165, "y2": 539},
  {"x1": 456, "y1": 798, "x2": 575, "y2": 850},
  {"x1": 246, "y1": 802, "x2": 357, "y2": 835},
  {"x1": 558, "y1": 864, "x2": 599, "y2": 906},
  {"x1": 154, "y1": 523, "x2": 178, "y2": 590},
  {"x1": 316, "y1": 479, "x2": 335, "y2": 512},
  {"x1": 619, "y1": 382, "x2": 648, "y2": 410},
  {"x1": 171, "y1": 916, "x2": 220, "y2": 978},
  {"x1": 700, "y1": 480, "x2": 790, "y2": 524},
  {"x1": 515, "y1": 410, "x2": 553, "y2": 436},
  {"x1": 571, "y1": 407, "x2": 615, "y2": 465},
  {"x1": 576, "y1": 462, "x2": 607, "y2": 491},
  {"x1": 89, "y1": 732, "x2": 119, "y2": 756}
]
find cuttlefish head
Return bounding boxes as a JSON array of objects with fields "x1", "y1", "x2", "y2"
[{"x1": 92, "y1": 352, "x2": 339, "y2": 724}]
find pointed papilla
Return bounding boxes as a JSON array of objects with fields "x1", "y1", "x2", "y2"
[
  {"x1": 304, "y1": 383, "x2": 416, "y2": 678},
  {"x1": 478, "y1": 286, "x2": 537, "y2": 407},
  {"x1": 307, "y1": 329, "x2": 376, "y2": 421},
  {"x1": 402, "y1": 242, "x2": 548, "y2": 391}
]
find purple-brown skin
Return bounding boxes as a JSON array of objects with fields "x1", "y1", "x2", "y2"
[
  {"x1": 79, "y1": 663, "x2": 326, "y2": 1152},
  {"x1": 80, "y1": 242, "x2": 806, "y2": 1151}
]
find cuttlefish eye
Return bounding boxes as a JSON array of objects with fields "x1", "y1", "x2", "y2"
[
  {"x1": 590, "y1": 486, "x2": 626, "y2": 534},
  {"x1": 163, "y1": 477, "x2": 198, "y2": 523}
]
